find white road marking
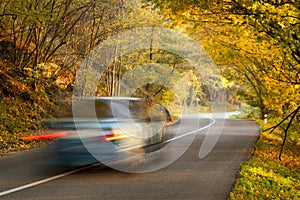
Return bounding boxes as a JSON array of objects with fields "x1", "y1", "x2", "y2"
[
  {"x1": 0, "y1": 116, "x2": 218, "y2": 197},
  {"x1": 0, "y1": 164, "x2": 98, "y2": 197},
  {"x1": 162, "y1": 118, "x2": 216, "y2": 144}
]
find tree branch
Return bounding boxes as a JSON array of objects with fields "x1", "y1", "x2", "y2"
[{"x1": 279, "y1": 106, "x2": 300, "y2": 161}]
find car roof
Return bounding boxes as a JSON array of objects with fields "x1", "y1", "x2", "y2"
[{"x1": 75, "y1": 97, "x2": 145, "y2": 101}]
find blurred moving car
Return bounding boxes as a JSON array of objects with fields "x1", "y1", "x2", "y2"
[{"x1": 23, "y1": 97, "x2": 172, "y2": 166}]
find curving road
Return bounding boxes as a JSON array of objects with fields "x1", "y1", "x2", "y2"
[{"x1": 0, "y1": 116, "x2": 260, "y2": 200}]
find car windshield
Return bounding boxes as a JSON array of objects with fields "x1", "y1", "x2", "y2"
[{"x1": 58, "y1": 98, "x2": 150, "y2": 121}]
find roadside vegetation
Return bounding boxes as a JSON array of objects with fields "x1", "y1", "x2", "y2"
[
  {"x1": 228, "y1": 102, "x2": 299, "y2": 199},
  {"x1": 229, "y1": 117, "x2": 300, "y2": 199},
  {"x1": 0, "y1": 99, "x2": 48, "y2": 154}
]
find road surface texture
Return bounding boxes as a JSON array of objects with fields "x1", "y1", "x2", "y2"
[{"x1": 0, "y1": 117, "x2": 260, "y2": 200}]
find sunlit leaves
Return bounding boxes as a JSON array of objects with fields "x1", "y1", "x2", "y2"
[{"x1": 146, "y1": 0, "x2": 299, "y2": 119}]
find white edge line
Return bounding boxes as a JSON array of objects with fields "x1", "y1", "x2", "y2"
[
  {"x1": 0, "y1": 164, "x2": 98, "y2": 197},
  {"x1": 0, "y1": 118, "x2": 216, "y2": 197},
  {"x1": 162, "y1": 118, "x2": 216, "y2": 144}
]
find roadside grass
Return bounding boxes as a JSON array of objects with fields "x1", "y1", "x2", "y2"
[{"x1": 229, "y1": 120, "x2": 300, "y2": 200}]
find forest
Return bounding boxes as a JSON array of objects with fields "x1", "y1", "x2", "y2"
[
  {"x1": 0, "y1": 1, "x2": 299, "y2": 197},
  {"x1": 0, "y1": 0, "x2": 299, "y2": 153}
]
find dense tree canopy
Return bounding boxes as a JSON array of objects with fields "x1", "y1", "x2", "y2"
[
  {"x1": 145, "y1": 0, "x2": 299, "y2": 118},
  {"x1": 144, "y1": 0, "x2": 299, "y2": 156}
]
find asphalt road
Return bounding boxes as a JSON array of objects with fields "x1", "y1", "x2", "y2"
[{"x1": 0, "y1": 116, "x2": 260, "y2": 200}]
